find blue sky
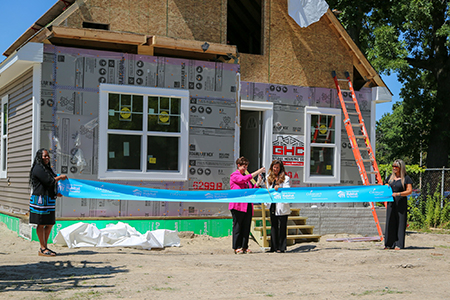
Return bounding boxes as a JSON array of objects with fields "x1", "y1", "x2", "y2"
[{"x1": 0, "y1": 0, "x2": 401, "y2": 121}]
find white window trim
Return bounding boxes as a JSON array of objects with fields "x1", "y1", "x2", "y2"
[
  {"x1": 304, "y1": 106, "x2": 341, "y2": 184},
  {"x1": 0, "y1": 95, "x2": 7, "y2": 179},
  {"x1": 98, "y1": 84, "x2": 189, "y2": 181},
  {"x1": 240, "y1": 100, "x2": 273, "y2": 169}
]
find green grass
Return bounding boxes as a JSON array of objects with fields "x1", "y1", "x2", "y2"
[{"x1": 351, "y1": 287, "x2": 408, "y2": 296}]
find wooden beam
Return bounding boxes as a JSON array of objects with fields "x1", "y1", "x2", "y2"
[
  {"x1": 149, "y1": 36, "x2": 237, "y2": 56},
  {"x1": 137, "y1": 45, "x2": 154, "y2": 56},
  {"x1": 30, "y1": 28, "x2": 53, "y2": 43},
  {"x1": 48, "y1": 26, "x2": 147, "y2": 45},
  {"x1": 324, "y1": 9, "x2": 388, "y2": 91}
]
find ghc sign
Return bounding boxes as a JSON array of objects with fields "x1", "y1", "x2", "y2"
[{"x1": 273, "y1": 146, "x2": 304, "y2": 156}]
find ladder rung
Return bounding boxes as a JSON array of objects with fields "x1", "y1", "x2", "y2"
[
  {"x1": 366, "y1": 171, "x2": 379, "y2": 175},
  {"x1": 337, "y1": 79, "x2": 347, "y2": 81},
  {"x1": 343, "y1": 101, "x2": 354, "y2": 104},
  {"x1": 352, "y1": 124, "x2": 362, "y2": 127},
  {"x1": 359, "y1": 147, "x2": 369, "y2": 150},
  {"x1": 362, "y1": 159, "x2": 374, "y2": 163},
  {"x1": 354, "y1": 135, "x2": 365, "y2": 139},
  {"x1": 347, "y1": 112, "x2": 359, "y2": 115}
]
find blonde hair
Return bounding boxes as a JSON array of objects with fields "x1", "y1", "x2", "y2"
[
  {"x1": 267, "y1": 160, "x2": 286, "y2": 186},
  {"x1": 388, "y1": 159, "x2": 407, "y2": 188}
]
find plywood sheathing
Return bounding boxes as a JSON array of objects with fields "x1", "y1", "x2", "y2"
[
  {"x1": 238, "y1": 0, "x2": 271, "y2": 84},
  {"x1": 167, "y1": 0, "x2": 224, "y2": 43},
  {"x1": 220, "y1": 0, "x2": 227, "y2": 44},
  {"x1": 240, "y1": 0, "x2": 353, "y2": 89},
  {"x1": 61, "y1": 0, "x2": 225, "y2": 44}
]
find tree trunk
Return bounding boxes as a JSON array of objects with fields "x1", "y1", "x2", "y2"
[{"x1": 426, "y1": 68, "x2": 450, "y2": 168}]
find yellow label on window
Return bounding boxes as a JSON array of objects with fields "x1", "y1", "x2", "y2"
[
  {"x1": 319, "y1": 124, "x2": 327, "y2": 134},
  {"x1": 149, "y1": 157, "x2": 156, "y2": 164},
  {"x1": 326, "y1": 165, "x2": 332, "y2": 170},
  {"x1": 159, "y1": 111, "x2": 169, "y2": 123},
  {"x1": 120, "y1": 107, "x2": 131, "y2": 119}
]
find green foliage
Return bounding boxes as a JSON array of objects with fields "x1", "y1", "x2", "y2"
[
  {"x1": 408, "y1": 183, "x2": 450, "y2": 230},
  {"x1": 378, "y1": 163, "x2": 425, "y2": 182},
  {"x1": 328, "y1": 0, "x2": 450, "y2": 168}
]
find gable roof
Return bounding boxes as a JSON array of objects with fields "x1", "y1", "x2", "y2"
[{"x1": 3, "y1": 1, "x2": 389, "y2": 92}]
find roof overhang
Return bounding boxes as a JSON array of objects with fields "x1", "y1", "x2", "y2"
[
  {"x1": 0, "y1": 43, "x2": 43, "y2": 88},
  {"x1": 371, "y1": 86, "x2": 392, "y2": 103},
  {"x1": 27, "y1": 26, "x2": 238, "y2": 61},
  {"x1": 324, "y1": 9, "x2": 392, "y2": 97},
  {"x1": 3, "y1": 0, "x2": 77, "y2": 57}
]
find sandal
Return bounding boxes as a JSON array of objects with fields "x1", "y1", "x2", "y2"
[
  {"x1": 45, "y1": 248, "x2": 57, "y2": 255},
  {"x1": 38, "y1": 248, "x2": 56, "y2": 257},
  {"x1": 243, "y1": 248, "x2": 252, "y2": 254},
  {"x1": 234, "y1": 248, "x2": 244, "y2": 254}
]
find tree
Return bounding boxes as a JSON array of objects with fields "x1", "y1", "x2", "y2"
[
  {"x1": 376, "y1": 101, "x2": 427, "y2": 165},
  {"x1": 376, "y1": 102, "x2": 405, "y2": 164},
  {"x1": 328, "y1": 0, "x2": 450, "y2": 167}
]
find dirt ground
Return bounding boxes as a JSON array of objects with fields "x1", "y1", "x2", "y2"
[{"x1": 0, "y1": 222, "x2": 449, "y2": 300}]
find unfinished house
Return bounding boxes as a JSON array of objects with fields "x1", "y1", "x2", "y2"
[{"x1": 0, "y1": 0, "x2": 391, "y2": 237}]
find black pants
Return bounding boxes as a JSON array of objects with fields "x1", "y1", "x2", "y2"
[
  {"x1": 270, "y1": 205, "x2": 288, "y2": 252},
  {"x1": 231, "y1": 204, "x2": 252, "y2": 250},
  {"x1": 385, "y1": 196, "x2": 407, "y2": 249}
]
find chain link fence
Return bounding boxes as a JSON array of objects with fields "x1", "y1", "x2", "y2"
[{"x1": 409, "y1": 168, "x2": 450, "y2": 208}]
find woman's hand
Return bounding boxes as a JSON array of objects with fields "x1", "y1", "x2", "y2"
[
  {"x1": 274, "y1": 184, "x2": 280, "y2": 191},
  {"x1": 251, "y1": 167, "x2": 266, "y2": 178},
  {"x1": 256, "y1": 174, "x2": 263, "y2": 187},
  {"x1": 55, "y1": 175, "x2": 68, "y2": 182}
]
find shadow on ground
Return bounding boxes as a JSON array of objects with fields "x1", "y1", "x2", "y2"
[{"x1": 0, "y1": 260, "x2": 128, "y2": 293}]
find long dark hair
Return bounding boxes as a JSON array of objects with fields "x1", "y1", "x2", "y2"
[
  {"x1": 267, "y1": 159, "x2": 286, "y2": 186},
  {"x1": 29, "y1": 148, "x2": 56, "y2": 186}
]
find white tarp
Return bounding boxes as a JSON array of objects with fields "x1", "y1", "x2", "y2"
[
  {"x1": 288, "y1": 0, "x2": 329, "y2": 28},
  {"x1": 54, "y1": 222, "x2": 181, "y2": 250}
]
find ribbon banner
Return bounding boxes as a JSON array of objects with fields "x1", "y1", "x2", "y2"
[{"x1": 59, "y1": 179, "x2": 393, "y2": 203}]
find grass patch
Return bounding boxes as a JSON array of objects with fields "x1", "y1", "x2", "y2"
[
  {"x1": 152, "y1": 286, "x2": 175, "y2": 291},
  {"x1": 351, "y1": 287, "x2": 407, "y2": 296}
]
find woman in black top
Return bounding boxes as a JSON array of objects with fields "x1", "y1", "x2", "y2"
[
  {"x1": 384, "y1": 159, "x2": 412, "y2": 250},
  {"x1": 29, "y1": 148, "x2": 68, "y2": 256}
]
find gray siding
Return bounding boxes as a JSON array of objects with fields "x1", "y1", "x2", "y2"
[{"x1": 0, "y1": 68, "x2": 33, "y2": 214}]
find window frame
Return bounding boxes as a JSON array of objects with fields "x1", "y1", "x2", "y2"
[
  {"x1": 98, "y1": 84, "x2": 189, "y2": 181},
  {"x1": 304, "y1": 106, "x2": 341, "y2": 184}
]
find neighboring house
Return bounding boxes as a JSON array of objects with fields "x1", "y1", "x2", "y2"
[{"x1": 0, "y1": 0, "x2": 391, "y2": 234}]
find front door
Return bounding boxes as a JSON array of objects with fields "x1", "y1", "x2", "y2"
[{"x1": 240, "y1": 110, "x2": 262, "y2": 170}]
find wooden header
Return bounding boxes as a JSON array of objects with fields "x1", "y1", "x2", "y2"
[
  {"x1": 148, "y1": 36, "x2": 237, "y2": 56},
  {"x1": 33, "y1": 26, "x2": 147, "y2": 45}
]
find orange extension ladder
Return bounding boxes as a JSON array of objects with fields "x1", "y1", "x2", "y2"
[{"x1": 332, "y1": 71, "x2": 384, "y2": 241}]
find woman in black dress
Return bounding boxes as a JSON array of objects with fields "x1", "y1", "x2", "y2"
[
  {"x1": 384, "y1": 159, "x2": 412, "y2": 250},
  {"x1": 29, "y1": 148, "x2": 68, "y2": 256}
]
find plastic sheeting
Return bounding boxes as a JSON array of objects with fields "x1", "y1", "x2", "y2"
[
  {"x1": 288, "y1": 0, "x2": 329, "y2": 28},
  {"x1": 54, "y1": 222, "x2": 181, "y2": 250}
]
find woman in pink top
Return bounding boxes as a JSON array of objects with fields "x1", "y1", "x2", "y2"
[{"x1": 229, "y1": 156, "x2": 265, "y2": 254}]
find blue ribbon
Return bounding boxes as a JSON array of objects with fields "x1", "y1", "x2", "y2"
[{"x1": 59, "y1": 179, "x2": 393, "y2": 203}]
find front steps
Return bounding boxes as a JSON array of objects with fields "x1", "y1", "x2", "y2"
[{"x1": 251, "y1": 206, "x2": 320, "y2": 248}]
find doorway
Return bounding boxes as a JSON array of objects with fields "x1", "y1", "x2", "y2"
[
  {"x1": 240, "y1": 110, "x2": 262, "y2": 169},
  {"x1": 239, "y1": 100, "x2": 273, "y2": 171}
]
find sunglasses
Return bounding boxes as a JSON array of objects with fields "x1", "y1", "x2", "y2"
[{"x1": 393, "y1": 165, "x2": 399, "y2": 168}]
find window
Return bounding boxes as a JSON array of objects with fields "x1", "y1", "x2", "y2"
[
  {"x1": 0, "y1": 96, "x2": 7, "y2": 179},
  {"x1": 227, "y1": 0, "x2": 263, "y2": 54},
  {"x1": 99, "y1": 84, "x2": 189, "y2": 180},
  {"x1": 304, "y1": 107, "x2": 341, "y2": 184}
]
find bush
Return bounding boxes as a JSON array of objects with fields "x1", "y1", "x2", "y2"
[{"x1": 408, "y1": 183, "x2": 450, "y2": 230}]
